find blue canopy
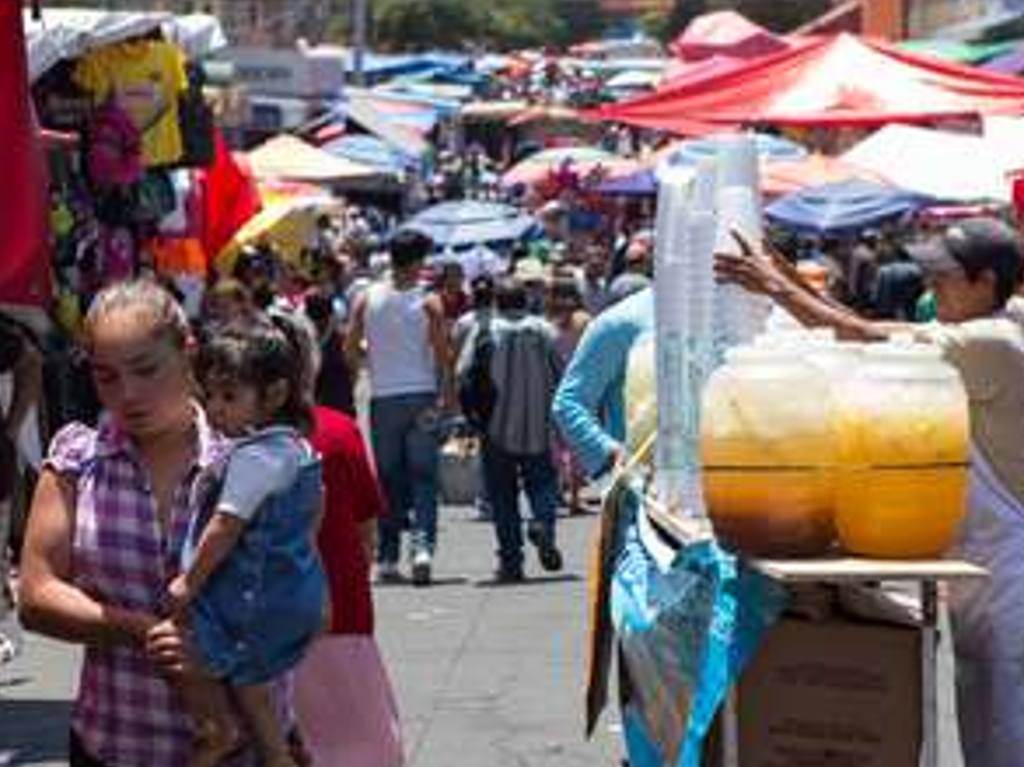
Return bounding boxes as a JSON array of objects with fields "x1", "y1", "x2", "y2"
[
  {"x1": 765, "y1": 180, "x2": 934, "y2": 235},
  {"x1": 322, "y1": 134, "x2": 415, "y2": 175},
  {"x1": 660, "y1": 133, "x2": 807, "y2": 172},
  {"x1": 596, "y1": 168, "x2": 657, "y2": 196},
  {"x1": 402, "y1": 200, "x2": 536, "y2": 247}
]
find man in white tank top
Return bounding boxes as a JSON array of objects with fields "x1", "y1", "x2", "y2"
[{"x1": 346, "y1": 231, "x2": 453, "y2": 586}]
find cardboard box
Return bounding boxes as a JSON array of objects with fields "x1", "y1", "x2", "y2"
[{"x1": 732, "y1": 618, "x2": 922, "y2": 766}]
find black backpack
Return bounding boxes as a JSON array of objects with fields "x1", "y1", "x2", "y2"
[{"x1": 458, "y1": 320, "x2": 496, "y2": 432}]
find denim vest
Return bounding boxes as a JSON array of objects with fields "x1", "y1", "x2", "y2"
[{"x1": 185, "y1": 429, "x2": 327, "y2": 686}]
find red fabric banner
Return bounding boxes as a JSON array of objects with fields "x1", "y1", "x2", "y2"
[
  {"x1": 0, "y1": 0, "x2": 51, "y2": 307},
  {"x1": 197, "y1": 129, "x2": 262, "y2": 267}
]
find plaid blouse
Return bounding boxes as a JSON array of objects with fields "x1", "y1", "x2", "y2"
[{"x1": 45, "y1": 410, "x2": 225, "y2": 766}]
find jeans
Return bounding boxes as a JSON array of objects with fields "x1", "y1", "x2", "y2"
[
  {"x1": 482, "y1": 442, "x2": 559, "y2": 569},
  {"x1": 370, "y1": 392, "x2": 440, "y2": 564}
]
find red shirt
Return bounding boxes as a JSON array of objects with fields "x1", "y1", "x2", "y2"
[{"x1": 310, "y1": 406, "x2": 385, "y2": 635}]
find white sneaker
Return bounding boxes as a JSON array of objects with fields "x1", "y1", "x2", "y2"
[
  {"x1": 411, "y1": 549, "x2": 432, "y2": 587},
  {"x1": 0, "y1": 632, "x2": 17, "y2": 665}
]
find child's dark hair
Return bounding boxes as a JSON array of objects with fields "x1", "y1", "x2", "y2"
[{"x1": 196, "y1": 316, "x2": 314, "y2": 435}]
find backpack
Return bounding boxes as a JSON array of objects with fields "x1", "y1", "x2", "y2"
[{"x1": 458, "y1": 320, "x2": 496, "y2": 432}]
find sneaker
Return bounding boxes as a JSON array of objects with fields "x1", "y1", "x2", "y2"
[
  {"x1": 411, "y1": 549, "x2": 432, "y2": 587},
  {"x1": 527, "y1": 522, "x2": 564, "y2": 573},
  {"x1": 0, "y1": 632, "x2": 17, "y2": 665},
  {"x1": 494, "y1": 563, "x2": 524, "y2": 584},
  {"x1": 376, "y1": 561, "x2": 402, "y2": 583}
]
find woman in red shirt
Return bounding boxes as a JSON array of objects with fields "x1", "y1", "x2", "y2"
[{"x1": 294, "y1": 406, "x2": 404, "y2": 767}]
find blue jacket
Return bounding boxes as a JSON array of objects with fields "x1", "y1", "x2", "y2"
[{"x1": 552, "y1": 288, "x2": 654, "y2": 476}]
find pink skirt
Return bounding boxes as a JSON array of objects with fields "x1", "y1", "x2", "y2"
[{"x1": 294, "y1": 635, "x2": 404, "y2": 767}]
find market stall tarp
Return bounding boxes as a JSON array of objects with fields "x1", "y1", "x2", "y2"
[
  {"x1": 216, "y1": 198, "x2": 337, "y2": 273},
  {"x1": 596, "y1": 33, "x2": 1024, "y2": 135},
  {"x1": 656, "y1": 132, "x2": 807, "y2": 172},
  {"x1": 764, "y1": 179, "x2": 934, "y2": 235},
  {"x1": 897, "y1": 38, "x2": 1014, "y2": 64},
  {"x1": 761, "y1": 154, "x2": 892, "y2": 197},
  {"x1": 598, "y1": 153, "x2": 889, "y2": 198},
  {"x1": 24, "y1": 8, "x2": 226, "y2": 81},
  {"x1": 247, "y1": 135, "x2": 381, "y2": 183},
  {"x1": 842, "y1": 124, "x2": 1021, "y2": 202},
  {"x1": 343, "y1": 92, "x2": 431, "y2": 156},
  {"x1": 669, "y1": 11, "x2": 790, "y2": 61},
  {"x1": 322, "y1": 134, "x2": 414, "y2": 175},
  {"x1": 1, "y1": 2, "x2": 49, "y2": 306},
  {"x1": 402, "y1": 200, "x2": 535, "y2": 247},
  {"x1": 501, "y1": 146, "x2": 639, "y2": 188}
]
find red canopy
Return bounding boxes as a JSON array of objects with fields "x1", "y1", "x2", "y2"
[
  {"x1": 598, "y1": 33, "x2": 1024, "y2": 136},
  {"x1": 669, "y1": 11, "x2": 789, "y2": 61}
]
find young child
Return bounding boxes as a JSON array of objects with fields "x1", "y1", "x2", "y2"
[{"x1": 167, "y1": 316, "x2": 327, "y2": 767}]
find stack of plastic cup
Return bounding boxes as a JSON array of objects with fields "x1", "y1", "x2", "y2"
[
  {"x1": 654, "y1": 164, "x2": 717, "y2": 518},
  {"x1": 713, "y1": 133, "x2": 771, "y2": 360}
]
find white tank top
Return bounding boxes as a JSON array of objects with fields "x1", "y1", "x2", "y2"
[{"x1": 364, "y1": 282, "x2": 438, "y2": 398}]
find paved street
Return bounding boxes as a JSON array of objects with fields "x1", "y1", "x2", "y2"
[{"x1": 2, "y1": 502, "x2": 965, "y2": 767}]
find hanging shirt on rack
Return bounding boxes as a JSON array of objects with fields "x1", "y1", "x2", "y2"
[{"x1": 74, "y1": 40, "x2": 187, "y2": 167}]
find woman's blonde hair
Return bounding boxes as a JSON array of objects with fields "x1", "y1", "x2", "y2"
[{"x1": 83, "y1": 279, "x2": 191, "y2": 352}]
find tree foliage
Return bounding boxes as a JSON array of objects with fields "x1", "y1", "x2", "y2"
[{"x1": 368, "y1": 0, "x2": 602, "y2": 51}]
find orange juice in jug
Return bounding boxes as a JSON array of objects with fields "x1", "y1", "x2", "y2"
[
  {"x1": 835, "y1": 342, "x2": 969, "y2": 558},
  {"x1": 701, "y1": 345, "x2": 836, "y2": 557}
]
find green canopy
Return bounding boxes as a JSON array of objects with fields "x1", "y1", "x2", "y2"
[{"x1": 898, "y1": 39, "x2": 1016, "y2": 64}]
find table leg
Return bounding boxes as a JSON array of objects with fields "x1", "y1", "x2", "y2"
[{"x1": 921, "y1": 580, "x2": 938, "y2": 767}]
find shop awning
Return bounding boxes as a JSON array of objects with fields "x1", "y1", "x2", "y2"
[
  {"x1": 595, "y1": 33, "x2": 1024, "y2": 135},
  {"x1": 247, "y1": 135, "x2": 380, "y2": 182},
  {"x1": 842, "y1": 124, "x2": 1022, "y2": 202},
  {"x1": 765, "y1": 179, "x2": 933, "y2": 235},
  {"x1": 24, "y1": 8, "x2": 226, "y2": 81}
]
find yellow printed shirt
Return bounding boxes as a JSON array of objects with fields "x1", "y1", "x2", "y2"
[{"x1": 75, "y1": 40, "x2": 187, "y2": 167}]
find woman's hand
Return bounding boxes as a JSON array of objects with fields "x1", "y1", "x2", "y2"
[
  {"x1": 144, "y1": 619, "x2": 194, "y2": 678},
  {"x1": 165, "y1": 574, "x2": 191, "y2": 616},
  {"x1": 714, "y1": 230, "x2": 799, "y2": 298}
]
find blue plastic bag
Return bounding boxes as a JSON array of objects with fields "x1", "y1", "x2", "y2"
[{"x1": 610, "y1": 488, "x2": 787, "y2": 767}]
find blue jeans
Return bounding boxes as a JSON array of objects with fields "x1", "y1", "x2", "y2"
[
  {"x1": 482, "y1": 442, "x2": 559, "y2": 569},
  {"x1": 370, "y1": 392, "x2": 440, "y2": 564}
]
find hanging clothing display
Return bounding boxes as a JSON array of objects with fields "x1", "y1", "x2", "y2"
[{"x1": 74, "y1": 39, "x2": 187, "y2": 167}]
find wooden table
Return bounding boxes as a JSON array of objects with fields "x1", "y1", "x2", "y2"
[{"x1": 642, "y1": 501, "x2": 988, "y2": 767}]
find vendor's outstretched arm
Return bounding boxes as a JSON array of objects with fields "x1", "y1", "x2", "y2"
[{"x1": 716, "y1": 232, "x2": 898, "y2": 342}]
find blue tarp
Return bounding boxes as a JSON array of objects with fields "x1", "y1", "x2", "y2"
[
  {"x1": 322, "y1": 134, "x2": 416, "y2": 175},
  {"x1": 345, "y1": 51, "x2": 472, "y2": 83},
  {"x1": 402, "y1": 200, "x2": 536, "y2": 247},
  {"x1": 765, "y1": 179, "x2": 934, "y2": 235},
  {"x1": 597, "y1": 167, "x2": 657, "y2": 196},
  {"x1": 661, "y1": 133, "x2": 807, "y2": 172}
]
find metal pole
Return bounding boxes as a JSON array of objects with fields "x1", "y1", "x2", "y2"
[
  {"x1": 921, "y1": 579, "x2": 939, "y2": 767},
  {"x1": 353, "y1": 0, "x2": 368, "y2": 86}
]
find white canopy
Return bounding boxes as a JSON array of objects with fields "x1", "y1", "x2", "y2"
[
  {"x1": 247, "y1": 134, "x2": 382, "y2": 182},
  {"x1": 24, "y1": 8, "x2": 227, "y2": 81},
  {"x1": 843, "y1": 124, "x2": 1022, "y2": 203}
]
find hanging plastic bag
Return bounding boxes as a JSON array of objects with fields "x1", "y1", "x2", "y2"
[{"x1": 610, "y1": 489, "x2": 786, "y2": 767}]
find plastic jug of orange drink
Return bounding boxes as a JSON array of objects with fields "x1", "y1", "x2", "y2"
[
  {"x1": 700, "y1": 344, "x2": 836, "y2": 556},
  {"x1": 834, "y1": 340, "x2": 969, "y2": 558}
]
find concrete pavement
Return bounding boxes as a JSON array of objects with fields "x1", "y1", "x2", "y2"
[{"x1": 1, "y1": 503, "x2": 966, "y2": 766}]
